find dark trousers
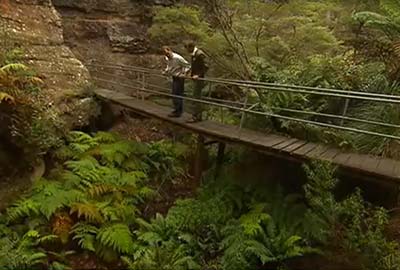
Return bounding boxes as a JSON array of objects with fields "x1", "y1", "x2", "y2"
[
  {"x1": 172, "y1": 76, "x2": 185, "y2": 115},
  {"x1": 193, "y1": 76, "x2": 205, "y2": 120}
]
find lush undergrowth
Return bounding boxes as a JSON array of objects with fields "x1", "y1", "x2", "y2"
[{"x1": 0, "y1": 131, "x2": 399, "y2": 270}]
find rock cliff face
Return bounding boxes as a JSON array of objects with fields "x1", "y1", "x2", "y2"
[
  {"x1": 51, "y1": 0, "x2": 181, "y2": 95},
  {"x1": 0, "y1": 0, "x2": 97, "y2": 128}
]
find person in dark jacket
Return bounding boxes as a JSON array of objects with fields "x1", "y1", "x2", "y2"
[{"x1": 185, "y1": 41, "x2": 208, "y2": 122}]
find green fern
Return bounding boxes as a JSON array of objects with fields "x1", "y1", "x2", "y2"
[
  {"x1": 7, "y1": 199, "x2": 40, "y2": 222},
  {"x1": 122, "y1": 243, "x2": 200, "y2": 270},
  {"x1": 8, "y1": 180, "x2": 85, "y2": 221},
  {"x1": 381, "y1": 0, "x2": 400, "y2": 21},
  {"x1": 97, "y1": 223, "x2": 134, "y2": 254},
  {"x1": 0, "y1": 230, "x2": 48, "y2": 270},
  {"x1": 93, "y1": 131, "x2": 119, "y2": 143},
  {"x1": 70, "y1": 201, "x2": 104, "y2": 223},
  {"x1": 94, "y1": 141, "x2": 146, "y2": 167},
  {"x1": 239, "y1": 203, "x2": 270, "y2": 236},
  {"x1": 0, "y1": 63, "x2": 28, "y2": 74},
  {"x1": 135, "y1": 214, "x2": 175, "y2": 245},
  {"x1": 71, "y1": 222, "x2": 99, "y2": 252}
]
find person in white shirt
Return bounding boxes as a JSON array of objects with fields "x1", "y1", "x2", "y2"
[{"x1": 162, "y1": 46, "x2": 190, "y2": 117}]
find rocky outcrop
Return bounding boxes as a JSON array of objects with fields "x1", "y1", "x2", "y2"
[
  {"x1": 0, "y1": 0, "x2": 98, "y2": 128},
  {"x1": 49, "y1": 0, "x2": 176, "y2": 96}
]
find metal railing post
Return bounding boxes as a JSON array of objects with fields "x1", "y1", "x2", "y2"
[
  {"x1": 204, "y1": 81, "x2": 213, "y2": 120},
  {"x1": 340, "y1": 98, "x2": 350, "y2": 126},
  {"x1": 239, "y1": 87, "x2": 249, "y2": 130},
  {"x1": 141, "y1": 72, "x2": 146, "y2": 101}
]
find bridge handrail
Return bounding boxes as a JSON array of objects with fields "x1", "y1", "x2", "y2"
[
  {"x1": 93, "y1": 76, "x2": 400, "y2": 141},
  {"x1": 92, "y1": 68, "x2": 400, "y2": 130},
  {"x1": 86, "y1": 62, "x2": 400, "y2": 103}
]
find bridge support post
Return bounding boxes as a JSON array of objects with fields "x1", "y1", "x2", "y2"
[
  {"x1": 194, "y1": 135, "x2": 206, "y2": 183},
  {"x1": 215, "y1": 142, "x2": 226, "y2": 180}
]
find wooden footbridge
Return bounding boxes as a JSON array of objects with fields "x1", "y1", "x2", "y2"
[{"x1": 89, "y1": 63, "x2": 400, "y2": 183}]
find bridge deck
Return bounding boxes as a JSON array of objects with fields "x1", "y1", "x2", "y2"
[{"x1": 95, "y1": 88, "x2": 400, "y2": 183}]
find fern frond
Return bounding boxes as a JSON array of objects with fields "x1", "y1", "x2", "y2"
[
  {"x1": 67, "y1": 131, "x2": 95, "y2": 144},
  {"x1": 54, "y1": 146, "x2": 75, "y2": 161},
  {"x1": 0, "y1": 92, "x2": 14, "y2": 104},
  {"x1": 381, "y1": 0, "x2": 400, "y2": 21},
  {"x1": 31, "y1": 180, "x2": 85, "y2": 219},
  {"x1": 70, "y1": 202, "x2": 104, "y2": 223},
  {"x1": 95, "y1": 141, "x2": 144, "y2": 167},
  {"x1": 118, "y1": 171, "x2": 147, "y2": 186},
  {"x1": 88, "y1": 184, "x2": 116, "y2": 198},
  {"x1": 64, "y1": 157, "x2": 102, "y2": 182},
  {"x1": 7, "y1": 198, "x2": 40, "y2": 222},
  {"x1": 0, "y1": 63, "x2": 28, "y2": 73},
  {"x1": 27, "y1": 76, "x2": 44, "y2": 85},
  {"x1": 121, "y1": 158, "x2": 150, "y2": 172},
  {"x1": 240, "y1": 203, "x2": 270, "y2": 236},
  {"x1": 94, "y1": 132, "x2": 119, "y2": 143},
  {"x1": 244, "y1": 239, "x2": 275, "y2": 264},
  {"x1": 71, "y1": 222, "x2": 99, "y2": 252},
  {"x1": 97, "y1": 224, "x2": 134, "y2": 254},
  {"x1": 37, "y1": 234, "x2": 59, "y2": 244}
]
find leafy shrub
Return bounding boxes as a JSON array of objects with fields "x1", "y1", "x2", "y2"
[{"x1": 304, "y1": 161, "x2": 400, "y2": 270}]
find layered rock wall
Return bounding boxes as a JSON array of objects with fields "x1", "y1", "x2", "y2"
[
  {"x1": 51, "y1": 0, "x2": 182, "y2": 95},
  {"x1": 0, "y1": 0, "x2": 97, "y2": 128}
]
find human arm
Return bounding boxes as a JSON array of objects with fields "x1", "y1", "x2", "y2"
[{"x1": 163, "y1": 56, "x2": 170, "y2": 75}]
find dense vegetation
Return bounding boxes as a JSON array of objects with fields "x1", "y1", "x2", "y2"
[
  {"x1": 150, "y1": 0, "x2": 400, "y2": 158},
  {"x1": 0, "y1": 130, "x2": 398, "y2": 270}
]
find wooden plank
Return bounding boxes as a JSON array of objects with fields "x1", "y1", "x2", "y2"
[
  {"x1": 346, "y1": 154, "x2": 368, "y2": 171},
  {"x1": 306, "y1": 145, "x2": 330, "y2": 159},
  {"x1": 376, "y1": 158, "x2": 397, "y2": 178},
  {"x1": 333, "y1": 153, "x2": 352, "y2": 166},
  {"x1": 319, "y1": 148, "x2": 340, "y2": 161},
  {"x1": 393, "y1": 161, "x2": 400, "y2": 178},
  {"x1": 282, "y1": 140, "x2": 308, "y2": 154},
  {"x1": 272, "y1": 138, "x2": 299, "y2": 151},
  {"x1": 293, "y1": 143, "x2": 318, "y2": 156},
  {"x1": 253, "y1": 135, "x2": 288, "y2": 148},
  {"x1": 359, "y1": 155, "x2": 381, "y2": 172}
]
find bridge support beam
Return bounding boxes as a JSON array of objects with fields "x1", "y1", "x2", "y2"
[
  {"x1": 194, "y1": 135, "x2": 206, "y2": 183},
  {"x1": 215, "y1": 142, "x2": 226, "y2": 180}
]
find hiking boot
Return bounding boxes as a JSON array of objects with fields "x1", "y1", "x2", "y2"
[{"x1": 168, "y1": 111, "x2": 181, "y2": 118}]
